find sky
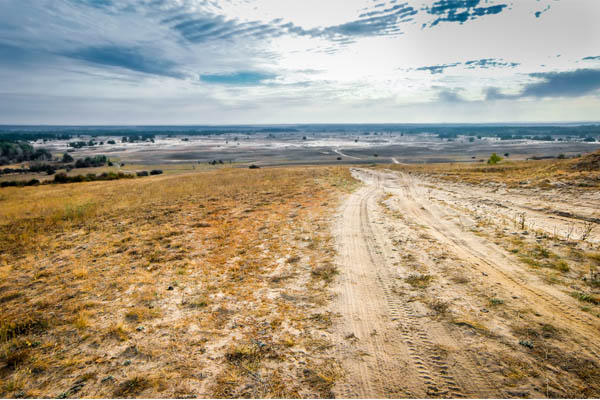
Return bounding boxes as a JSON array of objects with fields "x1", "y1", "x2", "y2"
[{"x1": 0, "y1": 0, "x2": 599, "y2": 124}]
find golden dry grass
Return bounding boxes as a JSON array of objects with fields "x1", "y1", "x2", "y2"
[
  {"x1": 0, "y1": 166, "x2": 357, "y2": 398},
  {"x1": 381, "y1": 151, "x2": 600, "y2": 189}
]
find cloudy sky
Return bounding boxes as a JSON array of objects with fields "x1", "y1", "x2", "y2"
[{"x1": 0, "y1": 0, "x2": 599, "y2": 124}]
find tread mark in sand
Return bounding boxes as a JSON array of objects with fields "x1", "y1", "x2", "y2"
[
  {"x1": 397, "y1": 176, "x2": 600, "y2": 360},
  {"x1": 359, "y1": 186, "x2": 473, "y2": 398}
]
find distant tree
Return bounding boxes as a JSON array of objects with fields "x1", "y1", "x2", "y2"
[
  {"x1": 107, "y1": 140, "x2": 116, "y2": 145},
  {"x1": 62, "y1": 153, "x2": 74, "y2": 163},
  {"x1": 487, "y1": 153, "x2": 503, "y2": 165},
  {"x1": 504, "y1": 153, "x2": 510, "y2": 157}
]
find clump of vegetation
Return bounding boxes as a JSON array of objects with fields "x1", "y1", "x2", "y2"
[
  {"x1": 0, "y1": 314, "x2": 47, "y2": 342},
  {"x1": 311, "y1": 263, "x2": 338, "y2": 282},
  {"x1": 61, "y1": 153, "x2": 74, "y2": 163},
  {"x1": 0, "y1": 141, "x2": 52, "y2": 165},
  {"x1": 487, "y1": 152, "x2": 503, "y2": 165},
  {"x1": 53, "y1": 171, "x2": 134, "y2": 184},
  {"x1": 571, "y1": 291, "x2": 600, "y2": 305},
  {"x1": 428, "y1": 299, "x2": 450, "y2": 315},
  {"x1": 113, "y1": 376, "x2": 150, "y2": 397},
  {"x1": 405, "y1": 274, "x2": 433, "y2": 288},
  {"x1": 489, "y1": 297, "x2": 505, "y2": 306},
  {"x1": 74, "y1": 155, "x2": 108, "y2": 168}
]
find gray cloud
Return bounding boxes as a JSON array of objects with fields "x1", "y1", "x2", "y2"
[
  {"x1": 522, "y1": 69, "x2": 600, "y2": 98},
  {"x1": 415, "y1": 58, "x2": 519, "y2": 74},
  {"x1": 485, "y1": 69, "x2": 600, "y2": 100},
  {"x1": 63, "y1": 45, "x2": 183, "y2": 78},
  {"x1": 424, "y1": 0, "x2": 510, "y2": 27},
  {"x1": 415, "y1": 62, "x2": 460, "y2": 74},
  {"x1": 437, "y1": 89, "x2": 465, "y2": 102},
  {"x1": 164, "y1": 2, "x2": 417, "y2": 46}
]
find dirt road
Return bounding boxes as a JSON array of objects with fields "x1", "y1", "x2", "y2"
[{"x1": 331, "y1": 168, "x2": 600, "y2": 398}]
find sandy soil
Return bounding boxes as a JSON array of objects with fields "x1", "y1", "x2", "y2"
[{"x1": 330, "y1": 168, "x2": 600, "y2": 398}]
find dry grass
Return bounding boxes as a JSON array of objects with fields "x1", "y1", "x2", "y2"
[
  {"x1": 381, "y1": 151, "x2": 600, "y2": 189},
  {"x1": 0, "y1": 166, "x2": 357, "y2": 397},
  {"x1": 405, "y1": 274, "x2": 433, "y2": 288}
]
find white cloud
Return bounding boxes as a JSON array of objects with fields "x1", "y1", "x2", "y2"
[{"x1": 0, "y1": 0, "x2": 599, "y2": 123}]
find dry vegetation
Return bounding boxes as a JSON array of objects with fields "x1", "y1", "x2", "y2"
[
  {"x1": 383, "y1": 151, "x2": 600, "y2": 189},
  {"x1": 0, "y1": 166, "x2": 357, "y2": 398}
]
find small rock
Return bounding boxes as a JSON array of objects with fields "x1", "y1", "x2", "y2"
[
  {"x1": 167, "y1": 286, "x2": 174, "y2": 291},
  {"x1": 136, "y1": 326, "x2": 144, "y2": 332},
  {"x1": 480, "y1": 308, "x2": 489, "y2": 313},
  {"x1": 481, "y1": 272, "x2": 488, "y2": 276}
]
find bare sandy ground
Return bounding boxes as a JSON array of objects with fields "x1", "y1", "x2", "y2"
[{"x1": 330, "y1": 168, "x2": 600, "y2": 398}]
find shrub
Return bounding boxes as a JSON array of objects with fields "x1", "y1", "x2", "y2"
[
  {"x1": 487, "y1": 153, "x2": 503, "y2": 165},
  {"x1": 150, "y1": 169, "x2": 163, "y2": 175},
  {"x1": 74, "y1": 155, "x2": 108, "y2": 168},
  {"x1": 136, "y1": 171, "x2": 149, "y2": 177},
  {"x1": 62, "y1": 153, "x2": 74, "y2": 163}
]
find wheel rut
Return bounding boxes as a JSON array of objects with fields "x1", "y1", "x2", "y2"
[
  {"x1": 393, "y1": 172, "x2": 600, "y2": 359},
  {"x1": 332, "y1": 170, "x2": 500, "y2": 398}
]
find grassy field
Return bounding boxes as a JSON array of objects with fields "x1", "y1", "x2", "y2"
[{"x1": 0, "y1": 166, "x2": 357, "y2": 398}]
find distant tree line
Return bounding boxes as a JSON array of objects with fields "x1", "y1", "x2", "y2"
[
  {"x1": 1, "y1": 154, "x2": 110, "y2": 175},
  {"x1": 0, "y1": 141, "x2": 52, "y2": 165},
  {"x1": 1, "y1": 169, "x2": 165, "y2": 188},
  {"x1": 121, "y1": 134, "x2": 155, "y2": 143}
]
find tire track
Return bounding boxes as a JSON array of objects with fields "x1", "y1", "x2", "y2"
[
  {"x1": 358, "y1": 185, "x2": 466, "y2": 398},
  {"x1": 393, "y1": 172, "x2": 600, "y2": 359},
  {"x1": 334, "y1": 169, "x2": 506, "y2": 398},
  {"x1": 361, "y1": 172, "x2": 504, "y2": 398}
]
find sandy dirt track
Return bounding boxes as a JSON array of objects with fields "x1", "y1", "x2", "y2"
[{"x1": 331, "y1": 168, "x2": 600, "y2": 398}]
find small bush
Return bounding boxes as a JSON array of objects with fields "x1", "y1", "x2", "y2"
[
  {"x1": 0, "y1": 314, "x2": 47, "y2": 342},
  {"x1": 62, "y1": 153, "x2": 74, "y2": 163},
  {"x1": 571, "y1": 292, "x2": 600, "y2": 305},
  {"x1": 487, "y1": 153, "x2": 503, "y2": 165},
  {"x1": 150, "y1": 169, "x2": 163, "y2": 175},
  {"x1": 405, "y1": 274, "x2": 433, "y2": 288},
  {"x1": 136, "y1": 171, "x2": 149, "y2": 177},
  {"x1": 311, "y1": 264, "x2": 338, "y2": 282},
  {"x1": 113, "y1": 376, "x2": 150, "y2": 397}
]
